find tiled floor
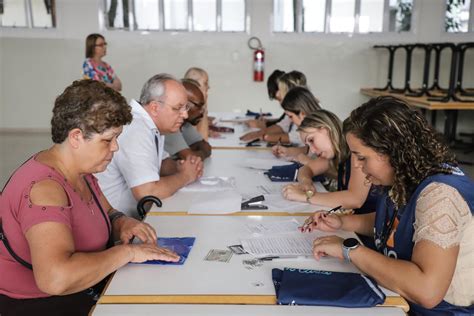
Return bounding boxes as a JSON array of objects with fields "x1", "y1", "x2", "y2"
[{"x1": 1, "y1": 132, "x2": 473, "y2": 188}]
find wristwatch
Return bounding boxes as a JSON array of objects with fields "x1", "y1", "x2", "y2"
[
  {"x1": 342, "y1": 238, "x2": 360, "y2": 262},
  {"x1": 305, "y1": 190, "x2": 314, "y2": 203}
]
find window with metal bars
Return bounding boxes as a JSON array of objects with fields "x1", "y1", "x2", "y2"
[
  {"x1": 273, "y1": 0, "x2": 414, "y2": 34},
  {"x1": 104, "y1": 0, "x2": 247, "y2": 32},
  {"x1": 0, "y1": 0, "x2": 56, "y2": 28},
  {"x1": 445, "y1": 0, "x2": 473, "y2": 33}
]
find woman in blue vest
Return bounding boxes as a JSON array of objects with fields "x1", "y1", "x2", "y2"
[
  {"x1": 282, "y1": 109, "x2": 376, "y2": 214},
  {"x1": 310, "y1": 96, "x2": 474, "y2": 315}
]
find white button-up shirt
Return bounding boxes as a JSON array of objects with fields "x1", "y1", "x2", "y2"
[{"x1": 96, "y1": 99, "x2": 169, "y2": 217}]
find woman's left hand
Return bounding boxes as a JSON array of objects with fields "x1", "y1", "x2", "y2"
[
  {"x1": 312, "y1": 235, "x2": 344, "y2": 261},
  {"x1": 116, "y1": 217, "x2": 157, "y2": 244},
  {"x1": 282, "y1": 184, "x2": 306, "y2": 202}
]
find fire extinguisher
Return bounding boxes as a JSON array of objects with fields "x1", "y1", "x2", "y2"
[{"x1": 248, "y1": 37, "x2": 264, "y2": 82}]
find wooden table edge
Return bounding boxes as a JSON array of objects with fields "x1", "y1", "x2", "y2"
[
  {"x1": 97, "y1": 295, "x2": 409, "y2": 312},
  {"x1": 147, "y1": 211, "x2": 311, "y2": 217}
]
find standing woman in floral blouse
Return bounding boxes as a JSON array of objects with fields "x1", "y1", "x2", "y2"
[{"x1": 83, "y1": 33, "x2": 122, "y2": 92}]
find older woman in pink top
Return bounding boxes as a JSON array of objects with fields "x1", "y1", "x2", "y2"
[
  {"x1": 0, "y1": 80, "x2": 178, "y2": 316},
  {"x1": 83, "y1": 33, "x2": 122, "y2": 92}
]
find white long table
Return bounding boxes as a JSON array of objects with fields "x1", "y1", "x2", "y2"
[
  {"x1": 91, "y1": 304, "x2": 406, "y2": 316},
  {"x1": 155, "y1": 149, "x2": 329, "y2": 214},
  {"x1": 98, "y1": 215, "x2": 407, "y2": 312},
  {"x1": 208, "y1": 112, "x2": 268, "y2": 149}
]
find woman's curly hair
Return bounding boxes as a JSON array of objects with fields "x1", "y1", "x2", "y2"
[
  {"x1": 51, "y1": 80, "x2": 132, "y2": 143},
  {"x1": 343, "y1": 96, "x2": 456, "y2": 207}
]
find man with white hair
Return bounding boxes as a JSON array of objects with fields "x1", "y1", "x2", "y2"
[{"x1": 97, "y1": 73, "x2": 203, "y2": 217}]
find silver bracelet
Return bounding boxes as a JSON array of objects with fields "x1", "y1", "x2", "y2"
[{"x1": 109, "y1": 210, "x2": 126, "y2": 224}]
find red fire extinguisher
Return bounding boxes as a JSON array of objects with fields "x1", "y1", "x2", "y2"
[{"x1": 248, "y1": 37, "x2": 264, "y2": 82}]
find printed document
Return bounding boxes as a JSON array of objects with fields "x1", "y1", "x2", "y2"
[{"x1": 241, "y1": 234, "x2": 315, "y2": 257}]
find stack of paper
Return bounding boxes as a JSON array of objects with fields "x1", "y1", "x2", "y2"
[
  {"x1": 182, "y1": 177, "x2": 242, "y2": 214},
  {"x1": 188, "y1": 191, "x2": 242, "y2": 215}
]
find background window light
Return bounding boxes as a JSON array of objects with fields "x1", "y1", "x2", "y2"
[
  {"x1": 1, "y1": 0, "x2": 28, "y2": 27},
  {"x1": 302, "y1": 0, "x2": 326, "y2": 32},
  {"x1": 221, "y1": 0, "x2": 245, "y2": 31},
  {"x1": 106, "y1": 0, "x2": 127, "y2": 29},
  {"x1": 31, "y1": 0, "x2": 54, "y2": 28},
  {"x1": 273, "y1": 0, "x2": 295, "y2": 32},
  {"x1": 134, "y1": 0, "x2": 159, "y2": 30},
  {"x1": 193, "y1": 0, "x2": 217, "y2": 31},
  {"x1": 329, "y1": 0, "x2": 356, "y2": 33},
  {"x1": 164, "y1": 0, "x2": 188, "y2": 30},
  {"x1": 388, "y1": 0, "x2": 412, "y2": 32},
  {"x1": 445, "y1": 0, "x2": 471, "y2": 32},
  {"x1": 359, "y1": 0, "x2": 384, "y2": 33}
]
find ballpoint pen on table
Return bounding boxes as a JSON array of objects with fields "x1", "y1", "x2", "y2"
[{"x1": 299, "y1": 205, "x2": 343, "y2": 232}]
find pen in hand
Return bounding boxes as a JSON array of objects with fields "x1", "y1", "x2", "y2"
[{"x1": 299, "y1": 205, "x2": 343, "y2": 232}]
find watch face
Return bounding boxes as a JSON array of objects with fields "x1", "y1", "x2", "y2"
[{"x1": 343, "y1": 238, "x2": 359, "y2": 248}]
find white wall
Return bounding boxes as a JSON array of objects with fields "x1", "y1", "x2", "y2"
[{"x1": 1, "y1": 0, "x2": 473, "y2": 133}]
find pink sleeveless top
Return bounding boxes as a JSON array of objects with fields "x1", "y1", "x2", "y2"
[{"x1": 0, "y1": 154, "x2": 111, "y2": 299}]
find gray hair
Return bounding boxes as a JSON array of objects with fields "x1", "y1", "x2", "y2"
[
  {"x1": 139, "y1": 73, "x2": 179, "y2": 105},
  {"x1": 184, "y1": 67, "x2": 208, "y2": 80}
]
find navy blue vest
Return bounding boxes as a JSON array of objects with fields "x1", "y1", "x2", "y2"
[{"x1": 374, "y1": 166, "x2": 474, "y2": 315}]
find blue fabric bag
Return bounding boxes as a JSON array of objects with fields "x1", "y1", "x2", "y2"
[
  {"x1": 264, "y1": 162, "x2": 303, "y2": 182},
  {"x1": 272, "y1": 268, "x2": 386, "y2": 307},
  {"x1": 140, "y1": 237, "x2": 195, "y2": 265}
]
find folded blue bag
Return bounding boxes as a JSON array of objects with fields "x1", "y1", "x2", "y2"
[
  {"x1": 264, "y1": 162, "x2": 303, "y2": 182},
  {"x1": 141, "y1": 237, "x2": 195, "y2": 265},
  {"x1": 246, "y1": 110, "x2": 272, "y2": 118},
  {"x1": 272, "y1": 268, "x2": 386, "y2": 307}
]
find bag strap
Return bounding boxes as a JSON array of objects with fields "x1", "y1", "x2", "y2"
[
  {"x1": 0, "y1": 217, "x2": 33, "y2": 270},
  {"x1": 84, "y1": 177, "x2": 113, "y2": 248}
]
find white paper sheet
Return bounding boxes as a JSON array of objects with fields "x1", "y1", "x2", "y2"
[
  {"x1": 245, "y1": 219, "x2": 300, "y2": 235},
  {"x1": 242, "y1": 158, "x2": 293, "y2": 170},
  {"x1": 263, "y1": 194, "x2": 320, "y2": 213},
  {"x1": 187, "y1": 190, "x2": 242, "y2": 214},
  {"x1": 241, "y1": 234, "x2": 315, "y2": 257},
  {"x1": 180, "y1": 177, "x2": 236, "y2": 192}
]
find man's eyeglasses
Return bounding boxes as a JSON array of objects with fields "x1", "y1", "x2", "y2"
[
  {"x1": 157, "y1": 100, "x2": 191, "y2": 113},
  {"x1": 95, "y1": 42, "x2": 108, "y2": 47}
]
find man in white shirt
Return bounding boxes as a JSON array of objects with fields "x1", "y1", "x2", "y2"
[
  {"x1": 97, "y1": 73, "x2": 203, "y2": 217},
  {"x1": 165, "y1": 79, "x2": 211, "y2": 160}
]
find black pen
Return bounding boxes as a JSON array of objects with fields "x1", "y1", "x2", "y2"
[
  {"x1": 326, "y1": 205, "x2": 343, "y2": 215},
  {"x1": 300, "y1": 205, "x2": 343, "y2": 231}
]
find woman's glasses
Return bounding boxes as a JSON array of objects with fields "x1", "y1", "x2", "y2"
[{"x1": 95, "y1": 42, "x2": 108, "y2": 47}]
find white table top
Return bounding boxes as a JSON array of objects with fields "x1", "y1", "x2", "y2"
[
  {"x1": 100, "y1": 215, "x2": 400, "y2": 305},
  {"x1": 91, "y1": 304, "x2": 406, "y2": 316},
  {"x1": 155, "y1": 149, "x2": 329, "y2": 214},
  {"x1": 208, "y1": 112, "x2": 268, "y2": 149}
]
